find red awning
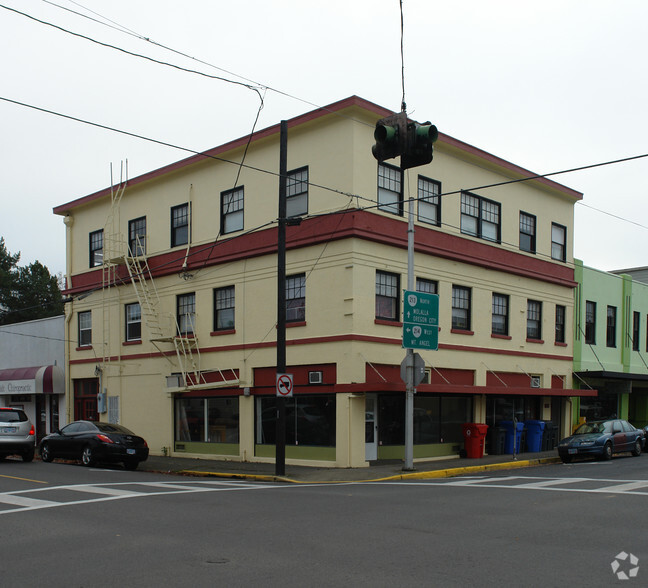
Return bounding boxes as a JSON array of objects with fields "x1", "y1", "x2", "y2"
[{"x1": 0, "y1": 365, "x2": 64, "y2": 395}]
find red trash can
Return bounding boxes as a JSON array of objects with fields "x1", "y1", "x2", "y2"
[{"x1": 462, "y1": 423, "x2": 489, "y2": 458}]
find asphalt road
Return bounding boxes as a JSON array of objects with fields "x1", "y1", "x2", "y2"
[{"x1": 1, "y1": 456, "x2": 646, "y2": 587}]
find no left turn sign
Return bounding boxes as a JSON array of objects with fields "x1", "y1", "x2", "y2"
[{"x1": 276, "y1": 373, "x2": 294, "y2": 397}]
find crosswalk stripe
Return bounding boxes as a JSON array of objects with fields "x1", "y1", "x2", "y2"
[
  {"x1": 0, "y1": 495, "x2": 59, "y2": 508},
  {"x1": 592, "y1": 481, "x2": 648, "y2": 493},
  {"x1": 65, "y1": 485, "x2": 142, "y2": 497}
]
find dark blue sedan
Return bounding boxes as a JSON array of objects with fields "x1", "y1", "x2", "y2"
[{"x1": 558, "y1": 419, "x2": 643, "y2": 463}]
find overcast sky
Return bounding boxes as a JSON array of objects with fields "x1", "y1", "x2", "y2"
[{"x1": 1, "y1": 0, "x2": 647, "y2": 278}]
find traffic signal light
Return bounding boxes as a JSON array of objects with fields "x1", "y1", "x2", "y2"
[
  {"x1": 371, "y1": 112, "x2": 407, "y2": 162},
  {"x1": 400, "y1": 121, "x2": 438, "y2": 170}
]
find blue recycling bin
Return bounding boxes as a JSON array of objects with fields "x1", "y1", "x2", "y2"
[
  {"x1": 499, "y1": 421, "x2": 525, "y2": 454},
  {"x1": 524, "y1": 420, "x2": 546, "y2": 452}
]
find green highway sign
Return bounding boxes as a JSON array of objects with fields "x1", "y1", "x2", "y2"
[{"x1": 402, "y1": 290, "x2": 439, "y2": 350}]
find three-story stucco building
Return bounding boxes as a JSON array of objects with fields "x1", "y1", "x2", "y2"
[{"x1": 54, "y1": 96, "x2": 593, "y2": 467}]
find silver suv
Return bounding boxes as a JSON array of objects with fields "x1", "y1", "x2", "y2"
[{"x1": 0, "y1": 408, "x2": 35, "y2": 462}]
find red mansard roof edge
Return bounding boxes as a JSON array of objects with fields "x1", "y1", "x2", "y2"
[{"x1": 53, "y1": 95, "x2": 582, "y2": 215}]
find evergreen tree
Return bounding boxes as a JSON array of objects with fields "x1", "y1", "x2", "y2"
[{"x1": 0, "y1": 237, "x2": 63, "y2": 325}]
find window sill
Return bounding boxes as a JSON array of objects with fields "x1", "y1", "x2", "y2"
[
  {"x1": 526, "y1": 338, "x2": 544, "y2": 344},
  {"x1": 210, "y1": 329, "x2": 236, "y2": 336},
  {"x1": 451, "y1": 329, "x2": 474, "y2": 336},
  {"x1": 491, "y1": 334, "x2": 512, "y2": 340},
  {"x1": 286, "y1": 321, "x2": 306, "y2": 328},
  {"x1": 375, "y1": 319, "x2": 402, "y2": 327},
  {"x1": 123, "y1": 340, "x2": 142, "y2": 346},
  {"x1": 76, "y1": 345, "x2": 93, "y2": 351},
  {"x1": 554, "y1": 341, "x2": 568, "y2": 347}
]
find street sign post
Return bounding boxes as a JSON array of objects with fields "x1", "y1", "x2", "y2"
[
  {"x1": 400, "y1": 353, "x2": 426, "y2": 386},
  {"x1": 402, "y1": 290, "x2": 439, "y2": 350}
]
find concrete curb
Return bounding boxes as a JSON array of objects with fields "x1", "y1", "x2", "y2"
[{"x1": 177, "y1": 456, "x2": 562, "y2": 485}]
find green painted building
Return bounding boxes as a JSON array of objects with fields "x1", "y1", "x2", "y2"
[{"x1": 573, "y1": 261, "x2": 648, "y2": 428}]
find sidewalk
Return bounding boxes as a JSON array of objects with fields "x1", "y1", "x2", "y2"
[{"x1": 139, "y1": 449, "x2": 562, "y2": 483}]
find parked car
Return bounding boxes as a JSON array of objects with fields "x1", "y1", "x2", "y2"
[
  {"x1": 558, "y1": 419, "x2": 643, "y2": 463},
  {"x1": 0, "y1": 407, "x2": 35, "y2": 462},
  {"x1": 39, "y1": 421, "x2": 149, "y2": 470}
]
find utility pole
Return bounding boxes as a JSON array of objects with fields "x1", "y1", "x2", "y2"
[
  {"x1": 403, "y1": 164, "x2": 416, "y2": 471},
  {"x1": 275, "y1": 120, "x2": 288, "y2": 476}
]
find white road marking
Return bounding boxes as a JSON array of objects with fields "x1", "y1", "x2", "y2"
[{"x1": 0, "y1": 480, "x2": 310, "y2": 516}]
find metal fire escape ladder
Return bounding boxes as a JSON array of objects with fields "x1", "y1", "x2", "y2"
[{"x1": 101, "y1": 165, "x2": 128, "y2": 374}]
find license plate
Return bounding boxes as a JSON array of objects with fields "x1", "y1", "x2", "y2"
[
  {"x1": 1, "y1": 427, "x2": 16, "y2": 433},
  {"x1": 127, "y1": 448, "x2": 136, "y2": 455},
  {"x1": 568, "y1": 448, "x2": 577, "y2": 455}
]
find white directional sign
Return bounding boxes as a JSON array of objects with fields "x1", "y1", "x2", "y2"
[{"x1": 402, "y1": 290, "x2": 439, "y2": 350}]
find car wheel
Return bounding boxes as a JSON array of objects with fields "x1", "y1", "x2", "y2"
[
  {"x1": 40, "y1": 443, "x2": 54, "y2": 462},
  {"x1": 632, "y1": 439, "x2": 642, "y2": 457},
  {"x1": 602, "y1": 442, "x2": 613, "y2": 460},
  {"x1": 123, "y1": 460, "x2": 140, "y2": 471},
  {"x1": 22, "y1": 449, "x2": 35, "y2": 462},
  {"x1": 81, "y1": 445, "x2": 95, "y2": 467},
  {"x1": 561, "y1": 456, "x2": 572, "y2": 464}
]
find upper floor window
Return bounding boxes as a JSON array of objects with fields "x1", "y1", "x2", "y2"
[
  {"x1": 417, "y1": 176, "x2": 440, "y2": 226},
  {"x1": 378, "y1": 163, "x2": 402, "y2": 216},
  {"x1": 286, "y1": 167, "x2": 308, "y2": 218},
  {"x1": 519, "y1": 212, "x2": 536, "y2": 253},
  {"x1": 555, "y1": 305, "x2": 566, "y2": 344},
  {"x1": 128, "y1": 217, "x2": 146, "y2": 256},
  {"x1": 633, "y1": 311, "x2": 640, "y2": 351},
  {"x1": 492, "y1": 293, "x2": 509, "y2": 336},
  {"x1": 527, "y1": 300, "x2": 542, "y2": 340},
  {"x1": 452, "y1": 286, "x2": 471, "y2": 331},
  {"x1": 89, "y1": 229, "x2": 103, "y2": 267},
  {"x1": 376, "y1": 270, "x2": 400, "y2": 321},
  {"x1": 78, "y1": 311, "x2": 92, "y2": 346},
  {"x1": 551, "y1": 222, "x2": 566, "y2": 262},
  {"x1": 585, "y1": 301, "x2": 596, "y2": 344},
  {"x1": 416, "y1": 278, "x2": 437, "y2": 294},
  {"x1": 214, "y1": 286, "x2": 235, "y2": 331},
  {"x1": 177, "y1": 293, "x2": 196, "y2": 336},
  {"x1": 286, "y1": 274, "x2": 306, "y2": 322},
  {"x1": 125, "y1": 302, "x2": 142, "y2": 341},
  {"x1": 221, "y1": 187, "x2": 244, "y2": 234},
  {"x1": 461, "y1": 192, "x2": 500, "y2": 242},
  {"x1": 171, "y1": 203, "x2": 190, "y2": 248},
  {"x1": 606, "y1": 305, "x2": 617, "y2": 347}
]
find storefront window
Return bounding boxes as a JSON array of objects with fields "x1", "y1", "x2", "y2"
[
  {"x1": 486, "y1": 396, "x2": 541, "y2": 427},
  {"x1": 175, "y1": 397, "x2": 239, "y2": 443},
  {"x1": 378, "y1": 394, "x2": 472, "y2": 445},
  {"x1": 256, "y1": 394, "x2": 335, "y2": 447},
  {"x1": 580, "y1": 394, "x2": 618, "y2": 421}
]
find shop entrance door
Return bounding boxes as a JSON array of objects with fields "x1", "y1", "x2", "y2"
[
  {"x1": 365, "y1": 394, "x2": 378, "y2": 461},
  {"x1": 73, "y1": 378, "x2": 98, "y2": 421}
]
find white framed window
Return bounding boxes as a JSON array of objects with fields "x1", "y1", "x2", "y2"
[
  {"x1": 286, "y1": 167, "x2": 308, "y2": 217},
  {"x1": 89, "y1": 230, "x2": 103, "y2": 267},
  {"x1": 551, "y1": 222, "x2": 566, "y2": 261},
  {"x1": 286, "y1": 274, "x2": 306, "y2": 322},
  {"x1": 378, "y1": 163, "x2": 402, "y2": 215},
  {"x1": 221, "y1": 187, "x2": 244, "y2": 234},
  {"x1": 214, "y1": 286, "x2": 235, "y2": 330},
  {"x1": 417, "y1": 176, "x2": 440, "y2": 225},
  {"x1": 125, "y1": 302, "x2": 142, "y2": 341},
  {"x1": 461, "y1": 192, "x2": 500, "y2": 242},
  {"x1": 177, "y1": 293, "x2": 196, "y2": 335},
  {"x1": 78, "y1": 311, "x2": 92, "y2": 346}
]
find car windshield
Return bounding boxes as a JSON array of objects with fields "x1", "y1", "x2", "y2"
[
  {"x1": 95, "y1": 423, "x2": 135, "y2": 435},
  {"x1": 574, "y1": 422, "x2": 612, "y2": 435}
]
